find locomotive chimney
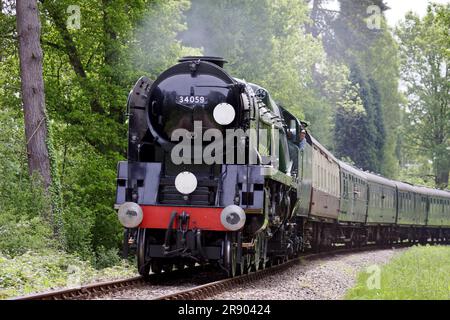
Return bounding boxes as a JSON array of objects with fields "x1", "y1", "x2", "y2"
[{"x1": 179, "y1": 56, "x2": 228, "y2": 68}]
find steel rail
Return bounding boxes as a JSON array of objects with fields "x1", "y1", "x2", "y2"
[{"x1": 11, "y1": 276, "x2": 145, "y2": 300}]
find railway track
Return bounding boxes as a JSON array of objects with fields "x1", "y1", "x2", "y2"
[
  {"x1": 11, "y1": 243, "x2": 415, "y2": 301},
  {"x1": 152, "y1": 245, "x2": 388, "y2": 300},
  {"x1": 10, "y1": 263, "x2": 222, "y2": 300},
  {"x1": 11, "y1": 276, "x2": 145, "y2": 300}
]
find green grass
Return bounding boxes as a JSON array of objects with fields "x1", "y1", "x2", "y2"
[{"x1": 346, "y1": 245, "x2": 450, "y2": 300}]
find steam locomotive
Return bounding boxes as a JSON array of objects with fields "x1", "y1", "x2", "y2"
[{"x1": 115, "y1": 56, "x2": 450, "y2": 277}]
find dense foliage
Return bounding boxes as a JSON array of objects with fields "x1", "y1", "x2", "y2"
[
  {"x1": 0, "y1": 249, "x2": 134, "y2": 299},
  {"x1": 0, "y1": 0, "x2": 448, "y2": 294},
  {"x1": 1, "y1": 0, "x2": 198, "y2": 262}
]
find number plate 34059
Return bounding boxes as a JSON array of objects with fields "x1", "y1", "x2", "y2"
[{"x1": 177, "y1": 95, "x2": 208, "y2": 104}]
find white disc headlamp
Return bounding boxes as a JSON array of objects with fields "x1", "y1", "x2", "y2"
[
  {"x1": 175, "y1": 171, "x2": 198, "y2": 195},
  {"x1": 118, "y1": 202, "x2": 143, "y2": 228},
  {"x1": 220, "y1": 205, "x2": 246, "y2": 231},
  {"x1": 213, "y1": 103, "x2": 235, "y2": 125}
]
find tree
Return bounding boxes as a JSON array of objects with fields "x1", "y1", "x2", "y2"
[
  {"x1": 396, "y1": 4, "x2": 450, "y2": 188},
  {"x1": 36, "y1": 0, "x2": 198, "y2": 255},
  {"x1": 334, "y1": 66, "x2": 385, "y2": 172},
  {"x1": 183, "y1": 0, "x2": 323, "y2": 113},
  {"x1": 311, "y1": 0, "x2": 401, "y2": 175},
  {"x1": 182, "y1": 0, "x2": 350, "y2": 145},
  {"x1": 16, "y1": 1, "x2": 53, "y2": 209}
]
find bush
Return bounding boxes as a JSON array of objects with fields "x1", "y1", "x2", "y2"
[
  {"x1": 62, "y1": 205, "x2": 95, "y2": 260},
  {"x1": 0, "y1": 213, "x2": 55, "y2": 257},
  {"x1": 57, "y1": 140, "x2": 123, "y2": 258},
  {"x1": 94, "y1": 246, "x2": 121, "y2": 269},
  {"x1": 0, "y1": 87, "x2": 122, "y2": 266},
  {"x1": 0, "y1": 107, "x2": 58, "y2": 257}
]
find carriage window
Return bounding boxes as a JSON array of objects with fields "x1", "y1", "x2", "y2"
[
  {"x1": 336, "y1": 176, "x2": 339, "y2": 196},
  {"x1": 342, "y1": 178, "x2": 348, "y2": 198},
  {"x1": 329, "y1": 173, "x2": 332, "y2": 194},
  {"x1": 379, "y1": 191, "x2": 382, "y2": 207},
  {"x1": 321, "y1": 167, "x2": 325, "y2": 190},
  {"x1": 331, "y1": 175, "x2": 334, "y2": 195},
  {"x1": 319, "y1": 165, "x2": 323, "y2": 189},
  {"x1": 317, "y1": 164, "x2": 320, "y2": 188},
  {"x1": 318, "y1": 165, "x2": 321, "y2": 189},
  {"x1": 333, "y1": 176, "x2": 338, "y2": 195},
  {"x1": 315, "y1": 164, "x2": 319, "y2": 188},
  {"x1": 331, "y1": 175, "x2": 338, "y2": 195},
  {"x1": 328, "y1": 172, "x2": 331, "y2": 193},
  {"x1": 375, "y1": 188, "x2": 380, "y2": 207}
]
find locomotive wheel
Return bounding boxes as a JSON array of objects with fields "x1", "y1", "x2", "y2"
[
  {"x1": 266, "y1": 258, "x2": 273, "y2": 268},
  {"x1": 261, "y1": 257, "x2": 266, "y2": 270},
  {"x1": 245, "y1": 255, "x2": 251, "y2": 274},
  {"x1": 137, "y1": 228, "x2": 150, "y2": 277},
  {"x1": 176, "y1": 261, "x2": 185, "y2": 271},
  {"x1": 261, "y1": 237, "x2": 268, "y2": 270},
  {"x1": 253, "y1": 237, "x2": 262, "y2": 272},
  {"x1": 253, "y1": 255, "x2": 260, "y2": 272},
  {"x1": 230, "y1": 245, "x2": 237, "y2": 277},
  {"x1": 237, "y1": 255, "x2": 245, "y2": 275},
  {"x1": 151, "y1": 259, "x2": 163, "y2": 274},
  {"x1": 224, "y1": 234, "x2": 237, "y2": 277},
  {"x1": 163, "y1": 263, "x2": 174, "y2": 273}
]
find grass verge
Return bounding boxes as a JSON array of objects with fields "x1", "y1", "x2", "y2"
[
  {"x1": 0, "y1": 249, "x2": 136, "y2": 299},
  {"x1": 345, "y1": 245, "x2": 450, "y2": 300}
]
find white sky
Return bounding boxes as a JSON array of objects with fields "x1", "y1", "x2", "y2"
[{"x1": 384, "y1": 0, "x2": 450, "y2": 26}]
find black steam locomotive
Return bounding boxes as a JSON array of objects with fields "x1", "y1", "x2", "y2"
[{"x1": 115, "y1": 56, "x2": 450, "y2": 277}]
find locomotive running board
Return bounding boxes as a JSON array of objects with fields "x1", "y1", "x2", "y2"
[{"x1": 261, "y1": 166, "x2": 297, "y2": 188}]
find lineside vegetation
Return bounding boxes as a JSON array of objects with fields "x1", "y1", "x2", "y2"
[{"x1": 346, "y1": 245, "x2": 450, "y2": 300}]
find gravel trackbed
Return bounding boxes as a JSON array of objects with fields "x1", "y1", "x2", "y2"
[{"x1": 211, "y1": 248, "x2": 404, "y2": 300}]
